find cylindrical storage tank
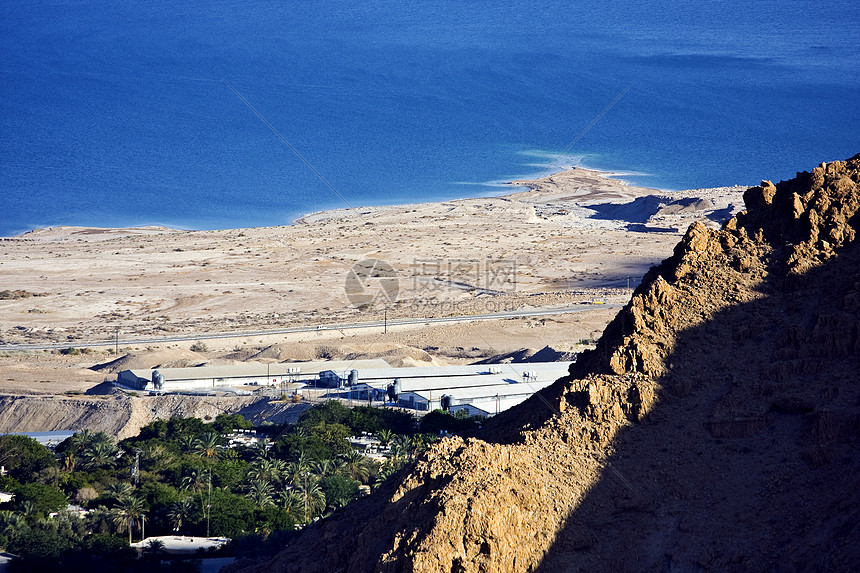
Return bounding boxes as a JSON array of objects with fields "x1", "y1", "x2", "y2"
[
  {"x1": 152, "y1": 370, "x2": 165, "y2": 390},
  {"x1": 348, "y1": 369, "x2": 358, "y2": 386},
  {"x1": 440, "y1": 394, "x2": 451, "y2": 411}
]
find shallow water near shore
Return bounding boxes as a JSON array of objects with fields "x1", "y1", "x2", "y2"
[{"x1": 1, "y1": 0, "x2": 858, "y2": 236}]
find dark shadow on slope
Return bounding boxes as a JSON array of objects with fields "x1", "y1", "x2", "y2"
[
  {"x1": 587, "y1": 196, "x2": 668, "y2": 224},
  {"x1": 705, "y1": 204, "x2": 737, "y2": 223},
  {"x1": 624, "y1": 223, "x2": 677, "y2": 233},
  {"x1": 531, "y1": 226, "x2": 860, "y2": 571},
  {"x1": 227, "y1": 159, "x2": 860, "y2": 573}
]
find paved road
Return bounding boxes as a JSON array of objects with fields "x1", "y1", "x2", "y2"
[{"x1": 0, "y1": 303, "x2": 624, "y2": 351}]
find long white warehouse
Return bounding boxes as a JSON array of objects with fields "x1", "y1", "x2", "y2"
[{"x1": 117, "y1": 358, "x2": 393, "y2": 392}]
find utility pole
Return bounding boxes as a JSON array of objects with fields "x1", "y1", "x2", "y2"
[
  {"x1": 132, "y1": 449, "x2": 141, "y2": 485},
  {"x1": 207, "y1": 471, "x2": 212, "y2": 538},
  {"x1": 114, "y1": 326, "x2": 119, "y2": 355},
  {"x1": 384, "y1": 308, "x2": 387, "y2": 334}
]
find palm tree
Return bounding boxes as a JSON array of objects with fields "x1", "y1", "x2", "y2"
[
  {"x1": 375, "y1": 428, "x2": 393, "y2": 447},
  {"x1": 105, "y1": 481, "x2": 134, "y2": 503},
  {"x1": 0, "y1": 510, "x2": 27, "y2": 543},
  {"x1": 180, "y1": 469, "x2": 206, "y2": 495},
  {"x1": 247, "y1": 458, "x2": 286, "y2": 485},
  {"x1": 19, "y1": 500, "x2": 36, "y2": 519},
  {"x1": 284, "y1": 460, "x2": 310, "y2": 487},
  {"x1": 373, "y1": 464, "x2": 398, "y2": 490},
  {"x1": 141, "y1": 442, "x2": 176, "y2": 469},
  {"x1": 85, "y1": 505, "x2": 114, "y2": 535},
  {"x1": 195, "y1": 432, "x2": 222, "y2": 460},
  {"x1": 389, "y1": 434, "x2": 417, "y2": 463},
  {"x1": 411, "y1": 433, "x2": 428, "y2": 456},
  {"x1": 62, "y1": 452, "x2": 76, "y2": 472},
  {"x1": 245, "y1": 480, "x2": 275, "y2": 508},
  {"x1": 68, "y1": 429, "x2": 94, "y2": 454},
  {"x1": 176, "y1": 435, "x2": 197, "y2": 454},
  {"x1": 392, "y1": 434, "x2": 413, "y2": 453},
  {"x1": 276, "y1": 489, "x2": 304, "y2": 515},
  {"x1": 331, "y1": 458, "x2": 348, "y2": 476},
  {"x1": 81, "y1": 440, "x2": 117, "y2": 470},
  {"x1": 112, "y1": 496, "x2": 144, "y2": 544},
  {"x1": 340, "y1": 450, "x2": 371, "y2": 484},
  {"x1": 310, "y1": 458, "x2": 338, "y2": 478},
  {"x1": 166, "y1": 498, "x2": 195, "y2": 533},
  {"x1": 296, "y1": 476, "x2": 326, "y2": 523},
  {"x1": 330, "y1": 494, "x2": 352, "y2": 511},
  {"x1": 144, "y1": 538, "x2": 166, "y2": 559},
  {"x1": 91, "y1": 431, "x2": 114, "y2": 448}
]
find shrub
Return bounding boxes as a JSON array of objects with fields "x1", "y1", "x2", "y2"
[
  {"x1": 189, "y1": 342, "x2": 209, "y2": 353},
  {"x1": 319, "y1": 475, "x2": 359, "y2": 510}
]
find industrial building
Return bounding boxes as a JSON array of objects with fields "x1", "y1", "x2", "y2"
[
  {"x1": 116, "y1": 359, "x2": 393, "y2": 392},
  {"x1": 115, "y1": 357, "x2": 571, "y2": 418},
  {"x1": 401, "y1": 380, "x2": 556, "y2": 416},
  {"x1": 332, "y1": 362, "x2": 570, "y2": 414}
]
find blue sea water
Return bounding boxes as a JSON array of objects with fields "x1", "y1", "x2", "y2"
[{"x1": 1, "y1": 0, "x2": 858, "y2": 236}]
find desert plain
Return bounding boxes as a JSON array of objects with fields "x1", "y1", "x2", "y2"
[{"x1": 0, "y1": 168, "x2": 745, "y2": 397}]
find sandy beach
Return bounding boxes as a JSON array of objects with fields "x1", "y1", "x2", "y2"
[{"x1": 0, "y1": 168, "x2": 746, "y2": 395}]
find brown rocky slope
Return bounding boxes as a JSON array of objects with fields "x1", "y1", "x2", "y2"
[{"x1": 232, "y1": 155, "x2": 860, "y2": 572}]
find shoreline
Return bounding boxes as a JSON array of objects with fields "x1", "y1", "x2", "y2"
[
  {"x1": 0, "y1": 167, "x2": 746, "y2": 395},
  {"x1": 7, "y1": 166, "x2": 721, "y2": 239},
  {"x1": 293, "y1": 167, "x2": 667, "y2": 226},
  {"x1": 0, "y1": 166, "x2": 747, "y2": 337}
]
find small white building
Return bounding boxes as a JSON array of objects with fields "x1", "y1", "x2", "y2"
[
  {"x1": 49, "y1": 504, "x2": 89, "y2": 519},
  {"x1": 224, "y1": 429, "x2": 266, "y2": 448},
  {"x1": 347, "y1": 434, "x2": 388, "y2": 459},
  {"x1": 343, "y1": 362, "x2": 570, "y2": 404},
  {"x1": 130, "y1": 536, "x2": 229, "y2": 555},
  {"x1": 399, "y1": 379, "x2": 556, "y2": 414}
]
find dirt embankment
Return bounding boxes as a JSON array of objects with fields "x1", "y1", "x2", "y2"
[
  {"x1": 231, "y1": 154, "x2": 860, "y2": 573},
  {"x1": 0, "y1": 394, "x2": 309, "y2": 440}
]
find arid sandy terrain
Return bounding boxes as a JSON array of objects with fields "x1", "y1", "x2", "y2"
[{"x1": 0, "y1": 168, "x2": 745, "y2": 396}]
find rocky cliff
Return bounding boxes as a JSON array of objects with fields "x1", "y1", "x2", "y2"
[{"x1": 232, "y1": 155, "x2": 860, "y2": 572}]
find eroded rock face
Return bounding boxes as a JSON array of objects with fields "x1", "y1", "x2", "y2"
[
  {"x1": 583, "y1": 154, "x2": 860, "y2": 383},
  {"x1": 231, "y1": 155, "x2": 860, "y2": 573}
]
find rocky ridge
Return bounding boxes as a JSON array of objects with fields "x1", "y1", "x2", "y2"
[
  {"x1": 0, "y1": 394, "x2": 308, "y2": 440},
  {"x1": 232, "y1": 154, "x2": 860, "y2": 573}
]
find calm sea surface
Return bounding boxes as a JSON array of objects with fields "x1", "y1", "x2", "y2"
[{"x1": 1, "y1": 0, "x2": 858, "y2": 236}]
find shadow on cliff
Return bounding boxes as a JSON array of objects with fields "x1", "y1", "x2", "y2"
[
  {"x1": 229, "y1": 161, "x2": 860, "y2": 573},
  {"x1": 523, "y1": 222, "x2": 860, "y2": 571}
]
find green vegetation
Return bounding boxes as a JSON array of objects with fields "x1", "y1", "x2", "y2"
[{"x1": 0, "y1": 404, "x2": 484, "y2": 570}]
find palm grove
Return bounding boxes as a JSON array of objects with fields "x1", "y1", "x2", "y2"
[{"x1": 0, "y1": 401, "x2": 479, "y2": 570}]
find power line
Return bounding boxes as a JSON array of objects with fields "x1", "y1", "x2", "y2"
[
  {"x1": 536, "y1": 82, "x2": 634, "y2": 180},
  {"x1": 224, "y1": 81, "x2": 354, "y2": 210}
]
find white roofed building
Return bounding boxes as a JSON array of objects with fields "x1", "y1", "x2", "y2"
[{"x1": 116, "y1": 358, "x2": 393, "y2": 392}]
